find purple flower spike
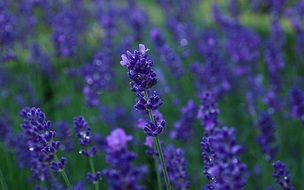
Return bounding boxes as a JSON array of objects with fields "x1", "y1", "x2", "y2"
[
  {"x1": 272, "y1": 161, "x2": 295, "y2": 190},
  {"x1": 19, "y1": 107, "x2": 66, "y2": 182},
  {"x1": 103, "y1": 128, "x2": 146, "y2": 190},
  {"x1": 165, "y1": 146, "x2": 190, "y2": 190},
  {"x1": 74, "y1": 116, "x2": 102, "y2": 185},
  {"x1": 257, "y1": 112, "x2": 278, "y2": 161},
  {"x1": 201, "y1": 127, "x2": 248, "y2": 189},
  {"x1": 74, "y1": 116, "x2": 91, "y2": 147},
  {"x1": 120, "y1": 44, "x2": 157, "y2": 92},
  {"x1": 170, "y1": 100, "x2": 197, "y2": 141},
  {"x1": 290, "y1": 88, "x2": 304, "y2": 124},
  {"x1": 106, "y1": 128, "x2": 132, "y2": 151},
  {"x1": 150, "y1": 28, "x2": 184, "y2": 78},
  {"x1": 121, "y1": 44, "x2": 166, "y2": 137},
  {"x1": 198, "y1": 92, "x2": 220, "y2": 132}
]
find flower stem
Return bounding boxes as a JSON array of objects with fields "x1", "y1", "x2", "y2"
[
  {"x1": 54, "y1": 155, "x2": 73, "y2": 189},
  {"x1": 153, "y1": 144, "x2": 163, "y2": 190},
  {"x1": 144, "y1": 91, "x2": 171, "y2": 190},
  {"x1": 153, "y1": 136, "x2": 171, "y2": 190},
  {"x1": 0, "y1": 167, "x2": 8, "y2": 190},
  {"x1": 88, "y1": 156, "x2": 100, "y2": 190}
]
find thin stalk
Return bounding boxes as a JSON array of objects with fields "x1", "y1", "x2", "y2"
[
  {"x1": 144, "y1": 91, "x2": 171, "y2": 190},
  {"x1": 153, "y1": 145, "x2": 163, "y2": 190},
  {"x1": 88, "y1": 156, "x2": 100, "y2": 190},
  {"x1": 54, "y1": 155, "x2": 73, "y2": 190},
  {"x1": 0, "y1": 167, "x2": 8, "y2": 190},
  {"x1": 153, "y1": 136, "x2": 171, "y2": 190}
]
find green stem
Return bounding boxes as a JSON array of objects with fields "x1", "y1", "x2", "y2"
[
  {"x1": 153, "y1": 136, "x2": 171, "y2": 190},
  {"x1": 144, "y1": 91, "x2": 171, "y2": 190},
  {"x1": 153, "y1": 145, "x2": 163, "y2": 190},
  {"x1": 54, "y1": 155, "x2": 73, "y2": 190},
  {"x1": 89, "y1": 156, "x2": 100, "y2": 190},
  {"x1": 0, "y1": 167, "x2": 8, "y2": 190}
]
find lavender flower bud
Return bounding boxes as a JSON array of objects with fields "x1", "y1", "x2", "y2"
[
  {"x1": 272, "y1": 161, "x2": 295, "y2": 190},
  {"x1": 198, "y1": 92, "x2": 219, "y2": 132}
]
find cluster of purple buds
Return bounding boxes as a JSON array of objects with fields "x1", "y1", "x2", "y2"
[
  {"x1": 125, "y1": 0, "x2": 149, "y2": 42},
  {"x1": 272, "y1": 161, "x2": 295, "y2": 190},
  {"x1": 192, "y1": 31, "x2": 231, "y2": 97},
  {"x1": 197, "y1": 92, "x2": 220, "y2": 132},
  {"x1": 290, "y1": 88, "x2": 304, "y2": 124},
  {"x1": 83, "y1": 52, "x2": 112, "y2": 107},
  {"x1": 150, "y1": 29, "x2": 184, "y2": 78},
  {"x1": 0, "y1": 4, "x2": 14, "y2": 46},
  {"x1": 265, "y1": 17, "x2": 285, "y2": 91},
  {"x1": 74, "y1": 116, "x2": 96, "y2": 157},
  {"x1": 257, "y1": 112, "x2": 278, "y2": 161},
  {"x1": 53, "y1": 122, "x2": 74, "y2": 152},
  {"x1": 164, "y1": 146, "x2": 189, "y2": 190},
  {"x1": 103, "y1": 128, "x2": 146, "y2": 190},
  {"x1": 144, "y1": 136, "x2": 157, "y2": 157},
  {"x1": 87, "y1": 171, "x2": 102, "y2": 185},
  {"x1": 120, "y1": 44, "x2": 165, "y2": 137},
  {"x1": 201, "y1": 127, "x2": 248, "y2": 190},
  {"x1": 20, "y1": 107, "x2": 66, "y2": 179},
  {"x1": 52, "y1": 0, "x2": 86, "y2": 57},
  {"x1": 74, "y1": 116, "x2": 102, "y2": 184},
  {"x1": 170, "y1": 100, "x2": 197, "y2": 141},
  {"x1": 226, "y1": 27, "x2": 261, "y2": 76}
]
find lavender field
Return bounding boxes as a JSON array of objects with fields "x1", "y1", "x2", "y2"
[{"x1": 1, "y1": 0, "x2": 304, "y2": 189}]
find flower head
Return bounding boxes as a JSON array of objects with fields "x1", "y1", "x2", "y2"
[
  {"x1": 272, "y1": 161, "x2": 295, "y2": 190},
  {"x1": 106, "y1": 128, "x2": 133, "y2": 151}
]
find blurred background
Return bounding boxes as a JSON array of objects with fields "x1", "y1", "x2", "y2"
[{"x1": 0, "y1": 0, "x2": 304, "y2": 189}]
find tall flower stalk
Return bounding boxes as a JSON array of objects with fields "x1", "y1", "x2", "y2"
[
  {"x1": 20, "y1": 107, "x2": 72, "y2": 189},
  {"x1": 120, "y1": 44, "x2": 172, "y2": 190},
  {"x1": 74, "y1": 116, "x2": 102, "y2": 190}
]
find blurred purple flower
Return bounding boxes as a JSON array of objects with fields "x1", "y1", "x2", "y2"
[
  {"x1": 201, "y1": 127, "x2": 248, "y2": 190},
  {"x1": 150, "y1": 28, "x2": 184, "y2": 78},
  {"x1": 272, "y1": 161, "x2": 295, "y2": 190},
  {"x1": 164, "y1": 146, "x2": 190, "y2": 190},
  {"x1": 290, "y1": 88, "x2": 304, "y2": 124},
  {"x1": 170, "y1": 100, "x2": 197, "y2": 141},
  {"x1": 103, "y1": 128, "x2": 147, "y2": 190},
  {"x1": 257, "y1": 112, "x2": 278, "y2": 161},
  {"x1": 197, "y1": 92, "x2": 220, "y2": 132}
]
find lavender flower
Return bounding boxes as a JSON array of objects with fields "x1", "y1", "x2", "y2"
[
  {"x1": 197, "y1": 92, "x2": 220, "y2": 132},
  {"x1": 19, "y1": 107, "x2": 66, "y2": 180},
  {"x1": 150, "y1": 29, "x2": 184, "y2": 78},
  {"x1": 265, "y1": 17, "x2": 285, "y2": 92},
  {"x1": 257, "y1": 112, "x2": 278, "y2": 161},
  {"x1": 290, "y1": 88, "x2": 304, "y2": 124},
  {"x1": 165, "y1": 146, "x2": 190, "y2": 190},
  {"x1": 53, "y1": 122, "x2": 74, "y2": 152},
  {"x1": 52, "y1": 0, "x2": 87, "y2": 57},
  {"x1": 0, "y1": 4, "x2": 14, "y2": 46},
  {"x1": 226, "y1": 27, "x2": 261, "y2": 76},
  {"x1": 120, "y1": 44, "x2": 164, "y2": 137},
  {"x1": 272, "y1": 161, "x2": 295, "y2": 190},
  {"x1": 192, "y1": 31, "x2": 231, "y2": 98},
  {"x1": 121, "y1": 44, "x2": 171, "y2": 189},
  {"x1": 103, "y1": 128, "x2": 146, "y2": 190},
  {"x1": 170, "y1": 100, "x2": 197, "y2": 141},
  {"x1": 74, "y1": 116, "x2": 102, "y2": 185},
  {"x1": 83, "y1": 52, "x2": 112, "y2": 107},
  {"x1": 201, "y1": 127, "x2": 248, "y2": 190}
]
